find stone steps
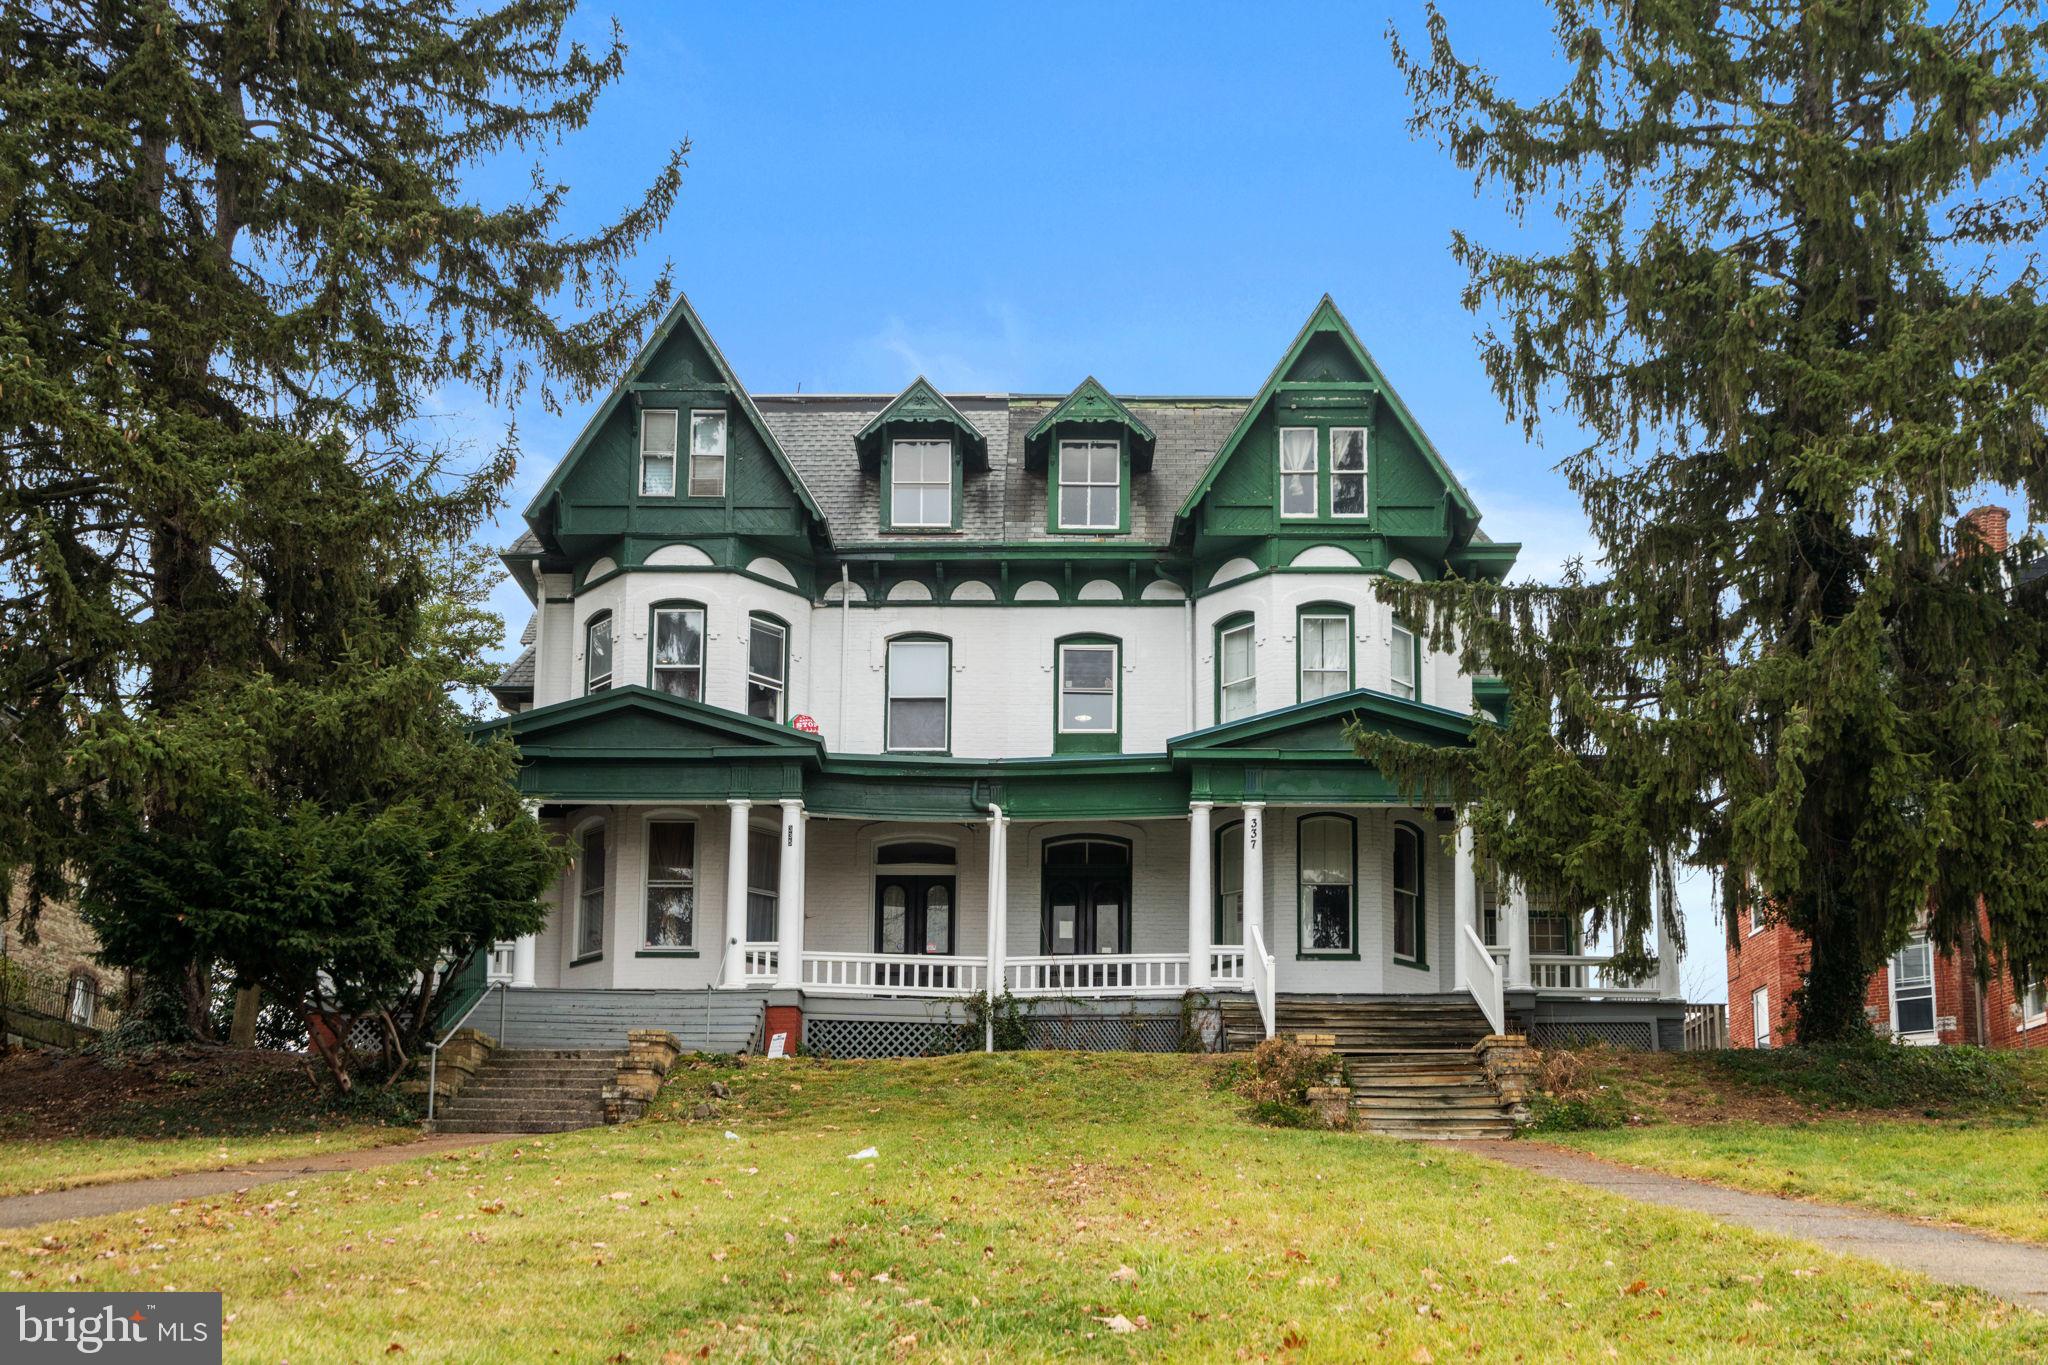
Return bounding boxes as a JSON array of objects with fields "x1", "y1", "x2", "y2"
[{"x1": 431, "y1": 1047, "x2": 625, "y2": 1135}]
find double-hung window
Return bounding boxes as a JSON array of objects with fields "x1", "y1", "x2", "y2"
[
  {"x1": 746, "y1": 615, "x2": 786, "y2": 722},
  {"x1": 2023, "y1": 979, "x2": 2046, "y2": 1029},
  {"x1": 1279, "y1": 427, "x2": 1318, "y2": 517},
  {"x1": 891, "y1": 439, "x2": 952, "y2": 527},
  {"x1": 1298, "y1": 609, "x2": 1351, "y2": 700},
  {"x1": 886, "y1": 637, "x2": 951, "y2": 752},
  {"x1": 1214, "y1": 824, "x2": 1244, "y2": 946},
  {"x1": 1389, "y1": 616, "x2": 1419, "y2": 700},
  {"x1": 1218, "y1": 618, "x2": 1256, "y2": 721},
  {"x1": 576, "y1": 826, "x2": 606, "y2": 961},
  {"x1": 746, "y1": 827, "x2": 778, "y2": 943},
  {"x1": 643, "y1": 820, "x2": 695, "y2": 948},
  {"x1": 688, "y1": 410, "x2": 728, "y2": 497},
  {"x1": 1298, "y1": 815, "x2": 1355, "y2": 955},
  {"x1": 1392, "y1": 823, "x2": 1425, "y2": 964},
  {"x1": 584, "y1": 612, "x2": 614, "y2": 694},
  {"x1": 640, "y1": 410, "x2": 679, "y2": 496},
  {"x1": 650, "y1": 604, "x2": 705, "y2": 701},
  {"x1": 1058, "y1": 641, "x2": 1118, "y2": 735},
  {"x1": 1330, "y1": 426, "x2": 1367, "y2": 516},
  {"x1": 1751, "y1": 985, "x2": 1772, "y2": 1048},
  {"x1": 1057, "y1": 440, "x2": 1121, "y2": 530}
]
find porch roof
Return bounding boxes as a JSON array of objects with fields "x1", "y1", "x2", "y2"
[{"x1": 478, "y1": 685, "x2": 1471, "y2": 816}]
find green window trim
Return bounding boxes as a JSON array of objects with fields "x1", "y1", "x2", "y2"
[
  {"x1": 745, "y1": 611, "x2": 791, "y2": 724},
  {"x1": 1214, "y1": 819, "x2": 1244, "y2": 945},
  {"x1": 885, "y1": 633, "x2": 953, "y2": 755},
  {"x1": 1053, "y1": 634, "x2": 1122, "y2": 755},
  {"x1": 633, "y1": 948, "x2": 701, "y2": 958},
  {"x1": 1214, "y1": 612, "x2": 1257, "y2": 724},
  {"x1": 646, "y1": 599, "x2": 709, "y2": 701},
  {"x1": 1392, "y1": 820, "x2": 1429, "y2": 968},
  {"x1": 1296, "y1": 813, "x2": 1358, "y2": 960},
  {"x1": 1295, "y1": 602, "x2": 1355, "y2": 703},
  {"x1": 881, "y1": 436, "x2": 963, "y2": 533},
  {"x1": 1047, "y1": 435, "x2": 1131, "y2": 535}
]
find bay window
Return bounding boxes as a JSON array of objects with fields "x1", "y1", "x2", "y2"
[{"x1": 1297, "y1": 607, "x2": 1352, "y2": 701}]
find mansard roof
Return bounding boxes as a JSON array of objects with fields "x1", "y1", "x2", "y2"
[{"x1": 760, "y1": 393, "x2": 1245, "y2": 547}]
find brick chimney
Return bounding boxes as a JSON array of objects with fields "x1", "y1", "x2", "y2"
[{"x1": 1959, "y1": 505, "x2": 2011, "y2": 555}]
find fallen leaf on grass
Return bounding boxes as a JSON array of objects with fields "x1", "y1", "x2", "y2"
[{"x1": 1109, "y1": 1265, "x2": 1138, "y2": 1284}]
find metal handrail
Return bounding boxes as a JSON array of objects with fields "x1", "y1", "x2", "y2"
[{"x1": 425, "y1": 979, "x2": 507, "y2": 1123}]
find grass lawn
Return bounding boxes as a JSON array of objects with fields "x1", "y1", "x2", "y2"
[
  {"x1": 1543, "y1": 1118, "x2": 2048, "y2": 1247},
  {"x1": 0, "y1": 1128, "x2": 420, "y2": 1199},
  {"x1": 4, "y1": 1052, "x2": 2042, "y2": 1361}
]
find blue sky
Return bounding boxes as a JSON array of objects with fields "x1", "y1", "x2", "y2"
[{"x1": 457, "y1": 2, "x2": 1730, "y2": 996}]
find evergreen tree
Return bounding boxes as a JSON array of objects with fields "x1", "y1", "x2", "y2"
[
  {"x1": 0, "y1": 2, "x2": 681, "y2": 1043},
  {"x1": 1373, "y1": 2, "x2": 2048, "y2": 1041}
]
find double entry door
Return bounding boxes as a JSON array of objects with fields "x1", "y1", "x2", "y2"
[{"x1": 875, "y1": 874, "x2": 957, "y2": 988}]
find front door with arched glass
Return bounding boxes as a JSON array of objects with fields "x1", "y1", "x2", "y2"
[
  {"x1": 1042, "y1": 837, "x2": 1132, "y2": 961},
  {"x1": 874, "y1": 841, "x2": 957, "y2": 988}
]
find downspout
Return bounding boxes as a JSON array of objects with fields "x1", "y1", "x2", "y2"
[{"x1": 837, "y1": 562, "x2": 851, "y2": 746}]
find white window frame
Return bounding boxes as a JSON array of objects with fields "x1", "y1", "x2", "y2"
[
  {"x1": 584, "y1": 612, "x2": 614, "y2": 694},
  {"x1": 1057, "y1": 439, "x2": 1122, "y2": 530},
  {"x1": 639, "y1": 408, "x2": 679, "y2": 497},
  {"x1": 1218, "y1": 620, "x2": 1257, "y2": 721},
  {"x1": 890, "y1": 438, "x2": 953, "y2": 529},
  {"x1": 886, "y1": 637, "x2": 952, "y2": 753},
  {"x1": 746, "y1": 821, "x2": 779, "y2": 944},
  {"x1": 745, "y1": 615, "x2": 787, "y2": 723},
  {"x1": 642, "y1": 815, "x2": 697, "y2": 949},
  {"x1": 574, "y1": 819, "x2": 607, "y2": 962},
  {"x1": 1389, "y1": 617, "x2": 1419, "y2": 701},
  {"x1": 1329, "y1": 426, "x2": 1368, "y2": 518},
  {"x1": 1887, "y1": 933, "x2": 1938, "y2": 1043},
  {"x1": 1299, "y1": 814, "x2": 1356, "y2": 957},
  {"x1": 1278, "y1": 426, "x2": 1318, "y2": 519},
  {"x1": 1391, "y1": 822, "x2": 1424, "y2": 964},
  {"x1": 1057, "y1": 642, "x2": 1119, "y2": 734},
  {"x1": 650, "y1": 604, "x2": 705, "y2": 701},
  {"x1": 1298, "y1": 611, "x2": 1351, "y2": 701},
  {"x1": 688, "y1": 410, "x2": 728, "y2": 498},
  {"x1": 1751, "y1": 985, "x2": 1771, "y2": 1048},
  {"x1": 2023, "y1": 978, "x2": 2047, "y2": 1029}
]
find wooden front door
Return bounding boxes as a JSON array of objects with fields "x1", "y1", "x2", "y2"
[{"x1": 876, "y1": 875, "x2": 956, "y2": 957}]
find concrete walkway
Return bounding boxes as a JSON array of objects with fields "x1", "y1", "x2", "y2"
[
  {"x1": 1457, "y1": 1140, "x2": 2048, "y2": 1313},
  {"x1": 0, "y1": 1132, "x2": 527, "y2": 1230}
]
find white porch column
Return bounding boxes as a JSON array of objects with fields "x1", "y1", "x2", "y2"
[
  {"x1": 1240, "y1": 802, "x2": 1265, "y2": 950},
  {"x1": 510, "y1": 934, "x2": 537, "y2": 989},
  {"x1": 1453, "y1": 817, "x2": 1477, "y2": 990},
  {"x1": 721, "y1": 798, "x2": 751, "y2": 988},
  {"x1": 775, "y1": 799, "x2": 803, "y2": 988},
  {"x1": 1187, "y1": 801, "x2": 1214, "y2": 989},
  {"x1": 1507, "y1": 885, "x2": 1533, "y2": 990},
  {"x1": 1655, "y1": 853, "x2": 1684, "y2": 1000},
  {"x1": 985, "y1": 808, "x2": 1007, "y2": 1049}
]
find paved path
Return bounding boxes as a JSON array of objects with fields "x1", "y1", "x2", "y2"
[
  {"x1": 0, "y1": 1132, "x2": 528, "y2": 1230},
  {"x1": 1456, "y1": 1140, "x2": 2048, "y2": 1312}
]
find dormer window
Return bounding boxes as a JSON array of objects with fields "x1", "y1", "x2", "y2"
[
  {"x1": 640, "y1": 410, "x2": 678, "y2": 496},
  {"x1": 1057, "y1": 441, "x2": 1121, "y2": 530},
  {"x1": 890, "y1": 439, "x2": 953, "y2": 528},
  {"x1": 688, "y1": 410, "x2": 728, "y2": 497}
]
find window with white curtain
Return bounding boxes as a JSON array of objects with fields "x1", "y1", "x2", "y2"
[
  {"x1": 640, "y1": 409, "x2": 678, "y2": 496},
  {"x1": 643, "y1": 821, "x2": 695, "y2": 948},
  {"x1": 1298, "y1": 610, "x2": 1351, "y2": 700},
  {"x1": 651, "y1": 605, "x2": 704, "y2": 701},
  {"x1": 887, "y1": 638, "x2": 951, "y2": 752},
  {"x1": 1278, "y1": 427, "x2": 1317, "y2": 517}
]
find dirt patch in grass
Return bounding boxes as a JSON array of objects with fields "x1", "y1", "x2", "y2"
[{"x1": 0, "y1": 1043, "x2": 413, "y2": 1140}]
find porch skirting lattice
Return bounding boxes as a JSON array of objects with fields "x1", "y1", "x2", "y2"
[
  {"x1": 802, "y1": 1010, "x2": 1186, "y2": 1060},
  {"x1": 803, "y1": 1017, "x2": 973, "y2": 1060},
  {"x1": 1528, "y1": 1018, "x2": 1657, "y2": 1051},
  {"x1": 1024, "y1": 1013, "x2": 1183, "y2": 1054}
]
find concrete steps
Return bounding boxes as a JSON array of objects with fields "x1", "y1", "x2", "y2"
[{"x1": 430, "y1": 1048, "x2": 625, "y2": 1134}]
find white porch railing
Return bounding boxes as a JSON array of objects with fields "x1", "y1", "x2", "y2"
[
  {"x1": 1530, "y1": 954, "x2": 1665, "y2": 999},
  {"x1": 1209, "y1": 945, "x2": 1247, "y2": 987},
  {"x1": 486, "y1": 941, "x2": 517, "y2": 984},
  {"x1": 1007, "y1": 954, "x2": 1190, "y2": 997},
  {"x1": 1246, "y1": 924, "x2": 1276, "y2": 1040},
  {"x1": 1460, "y1": 923, "x2": 1505, "y2": 1035},
  {"x1": 742, "y1": 943, "x2": 780, "y2": 984},
  {"x1": 800, "y1": 951, "x2": 988, "y2": 997}
]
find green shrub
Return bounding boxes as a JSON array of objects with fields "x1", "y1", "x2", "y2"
[
  {"x1": 1707, "y1": 1038, "x2": 2022, "y2": 1112},
  {"x1": 1249, "y1": 1099, "x2": 1315, "y2": 1128},
  {"x1": 1526, "y1": 1090, "x2": 1628, "y2": 1132}
]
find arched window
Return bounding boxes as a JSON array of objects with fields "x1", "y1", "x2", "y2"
[
  {"x1": 575, "y1": 822, "x2": 607, "y2": 963},
  {"x1": 584, "y1": 612, "x2": 614, "y2": 694},
  {"x1": 886, "y1": 635, "x2": 951, "y2": 753},
  {"x1": 1214, "y1": 821, "x2": 1244, "y2": 945},
  {"x1": 649, "y1": 601, "x2": 706, "y2": 701},
  {"x1": 1392, "y1": 821, "x2": 1425, "y2": 965},
  {"x1": 1298, "y1": 814, "x2": 1356, "y2": 956}
]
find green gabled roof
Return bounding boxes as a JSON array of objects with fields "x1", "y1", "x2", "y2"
[
  {"x1": 1168, "y1": 685, "x2": 1475, "y2": 754},
  {"x1": 854, "y1": 377, "x2": 990, "y2": 473},
  {"x1": 1023, "y1": 376, "x2": 1158, "y2": 472},
  {"x1": 1172, "y1": 295, "x2": 1481, "y2": 532},
  {"x1": 474, "y1": 684, "x2": 825, "y2": 756},
  {"x1": 519, "y1": 290, "x2": 825, "y2": 533}
]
